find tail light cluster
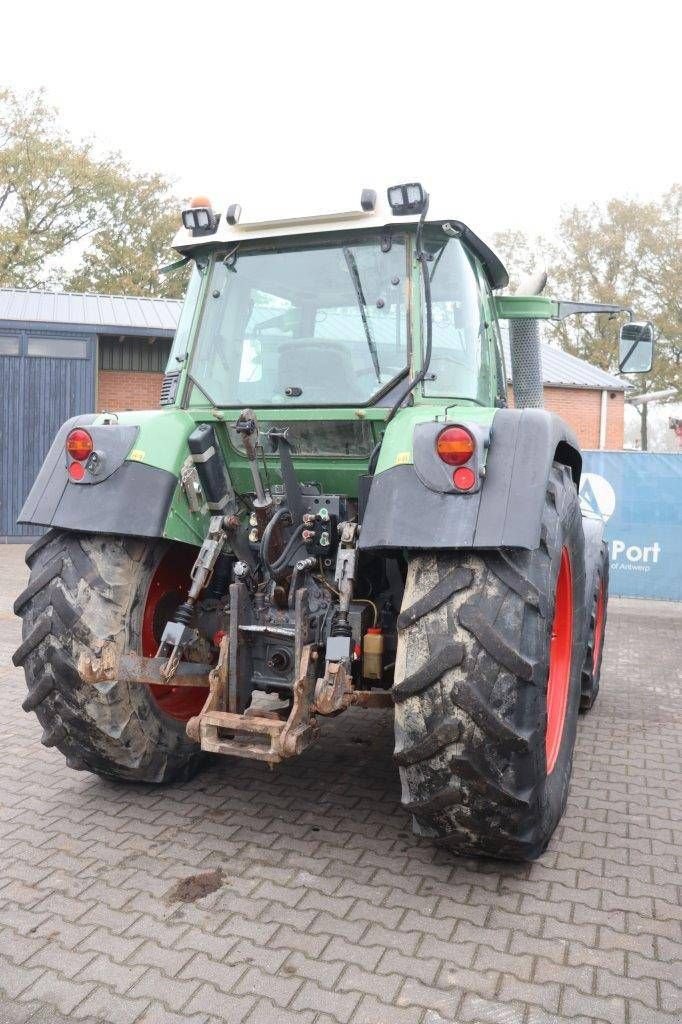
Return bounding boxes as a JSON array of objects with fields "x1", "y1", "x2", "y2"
[
  {"x1": 436, "y1": 425, "x2": 478, "y2": 491},
  {"x1": 65, "y1": 428, "x2": 93, "y2": 481}
]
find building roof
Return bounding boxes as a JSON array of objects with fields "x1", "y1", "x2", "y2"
[
  {"x1": 500, "y1": 333, "x2": 628, "y2": 391},
  {"x1": 0, "y1": 286, "x2": 627, "y2": 391},
  {"x1": 0, "y1": 288, "x2": 181, "y2": 333}
]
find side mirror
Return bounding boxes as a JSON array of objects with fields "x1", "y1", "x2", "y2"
[{"x1": 618, "y1": 322, "x2": 654, "y2": 373}]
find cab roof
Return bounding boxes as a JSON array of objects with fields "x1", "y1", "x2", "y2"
[{"x1": 172, "y1": 187, "x2": 509, "y2": 290}]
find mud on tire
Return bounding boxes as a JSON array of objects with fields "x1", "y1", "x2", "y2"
[
  {"x1": 393, "y1": 464, "x2": 586, "y2": 861},
  {"x1": 13, "y1": 530, "x2": 204, "y2": 783}
]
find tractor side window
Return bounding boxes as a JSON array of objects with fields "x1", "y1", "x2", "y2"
[
  {"x1": 165, "y1": 263, "x2": 205, "y2": 372},
  {"x1": 423, "y1": 237, "x2": 496, "y2": 406},
  {"x1": 475, "y1": 260, "x2": 508, "y2": 406}
]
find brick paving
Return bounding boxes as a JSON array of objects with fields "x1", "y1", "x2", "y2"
[{"x1": 0, "y1": 542, "x2": 680, "y2": 1024}]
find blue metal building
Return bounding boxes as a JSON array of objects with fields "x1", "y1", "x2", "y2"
[{"x1": 0, "y1": 289, "x2": 180, "y2": 539}]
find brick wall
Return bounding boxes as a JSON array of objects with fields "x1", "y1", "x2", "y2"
[
  {"x1": 97, "y1": 371, "x2": 164, "y2": 412},
  {"x1": 509, "y1": 385, "x2": 624, "y2": 449}
]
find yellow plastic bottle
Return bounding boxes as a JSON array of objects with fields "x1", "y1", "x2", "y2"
[{"x1": 362, "y1": 628, "x2": 384, "y2": 680}]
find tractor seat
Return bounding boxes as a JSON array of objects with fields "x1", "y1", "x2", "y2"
[{"x1": 277, "y1": 340, "x2": 365, "y2": 403}]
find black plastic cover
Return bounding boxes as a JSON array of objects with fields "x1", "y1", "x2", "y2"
[
  {"x1": 358, "y1": 409, "x2": 582, "y2": 552},
  {"x1": 19, "y1": 458, "x2": 177, "y2": 538},
  {"x1": 18, "y1": 413, "x2": 177, "y2": 538},
  {"x1": 187, "y1": 424, "x2": 234, "y2": 511}
]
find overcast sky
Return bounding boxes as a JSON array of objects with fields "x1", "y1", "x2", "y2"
[{"x1": 2, "y1": 0, "x2": 678, "y2": 242}]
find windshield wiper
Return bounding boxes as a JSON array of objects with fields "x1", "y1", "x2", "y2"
[{"x1": 343, "y1": 248, "x2": 381, "y2": 382}]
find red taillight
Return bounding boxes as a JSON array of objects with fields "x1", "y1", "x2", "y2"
[
  {"x1": 68, "y1": 461, "x2": 86, "y2": 481},
  {"x1": 66, "y1": 428, "x2": 93, "y2": 462},
  {"x1": 453, "y1": 466, "x2": 476, "y2": 491},
  {"x1": 436, "y1": 426, "x2": 475, "y2": 466}
]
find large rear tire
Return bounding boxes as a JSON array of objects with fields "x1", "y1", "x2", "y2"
[
  {"x1": 13, "y1": 531, "x2": 205, "y2": 783},
  {"x1": 393, "y1": 464, "x2": 586, "y2": 861},
  {"x1": 579, "y1": 541, "x2": 609, "y2": 712}
]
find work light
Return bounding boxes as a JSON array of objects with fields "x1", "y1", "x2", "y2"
[
  {"x1": 387, "y1": 182, "x2": 427, "y2": 215},
  {"x1": 181, "y1": 196, "x2": 218, "y2": 236}
]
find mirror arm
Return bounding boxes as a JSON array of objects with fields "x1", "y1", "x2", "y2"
[{"x1": 554, "y1": 301, "x2": 633, "y2": 321}]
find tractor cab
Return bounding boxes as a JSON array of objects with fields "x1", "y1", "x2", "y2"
[{"x1": 164, "y1": 186, "x2": 510, "y2": 419}]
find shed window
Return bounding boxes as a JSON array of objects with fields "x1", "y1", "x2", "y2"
[
  {"x1": 26, "y1": 338, "x2": 88, "y2": 359},
  {"x1": 0, "y1": 336, "x2": 20, "y2": 356}
]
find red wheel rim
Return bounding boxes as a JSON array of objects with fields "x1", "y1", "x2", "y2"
[
  {"x1": 546, "y1": 547, "x2": 573, "y2": 774},
  {"x1": 141, "y1": 546, "x2": 207, "y2": 722},
  {"x1": 592, "y1": 576, "x2": 606, "y2": 670}
]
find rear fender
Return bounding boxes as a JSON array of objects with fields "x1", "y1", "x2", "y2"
[
  {"x1": 359, "y1": 408, "x2": 582, "y2": 552},
  {"x1": 18, "y1": 412, "x2": 203, "y2": 543}
]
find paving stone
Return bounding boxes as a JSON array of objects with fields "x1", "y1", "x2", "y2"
[
  {"x1": 128, "y1": 1008, "x2": 208, "y2": 1024},
  {"x1": 459, "y1": 992, "x2": 528, "y2": 1023},
  {"x1": 336, "y1": 963, "x2": 402, "y2": 1002},
  {"x1": 377, "y1": 947, "x2": 441, "y2": 986},
  {"x1": 561, "y1": 985, "x2": 626, "y2": 1024},
  {"x1": 498, "y1": 975, "x2": 561, "y2": 1013},
  {"x1": 173, "y1": 926, "x2": 238, "y2": 960},
  {"x1": 320, "y1": 935, "x2": 382, "y2": 970},
  {"x1": 243, "y1": 1000, "x2": 315, "y2": 1024},
  {"x1": 399, "y1": 975, "x2": 469, "y2": 1015},
  {"x1": 628, "y1": 1001, "x2": 682, "y2": 1024},
  {"x1": 71, "y1": 989, "x2": 152, "y2": 1024},
  {"x1": 25, "y1": 944, "x2": 96, "y2": 979},
  {"x1": 597, "y1": 968, "x2": 658, "y2": 1007},
  {"x1": 0, "y1": 928, "x2": 50, "y2": 966},
  {"x1": 235, "y1": 964, "x2": 303, "y2": 1006},
  {"x1": 0, "y1": 965, "x2": 47, "y2": 1000},
  {"x1": 126, "y1": 966, "x2": 202, "y2": 1010},
  {"x1": 182, "y1": 984, "x2": 255, "y2": 1020},
  {"x1": 291, "y1": 979, "x2": 361, "y2": 1022},
  {"x1": 24, "y1": 973, "x2": 96, "y2": 1015},
  {"x1": 353, "y1": 994, "x2": 424, "y2": 1024},
  {"x1": 75, "y1": 927, "x2": 145, "y2": 963},
  {"x1": 308, "y1": 911, "x2": 366, "y2": 942},
  {"x1": 281, "y1": 949, "x2": 344, "y2": 987},
  {"x1": 269, "y1": 923, "x2": 330, "y2": 959}
]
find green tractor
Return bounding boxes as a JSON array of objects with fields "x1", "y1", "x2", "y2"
[{"x1": 13, "y1": 184, "x2": 654, "y2": 860}]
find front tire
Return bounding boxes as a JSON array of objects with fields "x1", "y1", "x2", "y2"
[
  {"x1": 393, "y1": 464, "x2": 586, "y2": 861},
  {"x1": 13, "y1": 531, "x2": 205, "y2": 783}
]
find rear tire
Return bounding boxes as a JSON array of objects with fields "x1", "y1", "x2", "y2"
[
  {"x1": 580, "y1": 541, "x2": 609, "y2": 712},
  {"x1": 393, "y1": 464, "x2": 586, "y2": 860},
  {"x1": 13, "y1": 531, "x2": 204, "y2": 783}
]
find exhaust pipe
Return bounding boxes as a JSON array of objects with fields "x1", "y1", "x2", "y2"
[
  {"x1": 509, "y1": 319, "x2": 544, "y2": 409},
  {"x1": 509, "y1": 267, "x2": 546, "y2": 409}
]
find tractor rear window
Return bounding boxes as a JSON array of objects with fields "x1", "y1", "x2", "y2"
[{"x1": 188, "y1": 235, "x2": 409, "y2": 408}]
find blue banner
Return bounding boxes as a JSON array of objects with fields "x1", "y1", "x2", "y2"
[{"x1": 580, "y1": 451, "x2": 682, "y2": 601}]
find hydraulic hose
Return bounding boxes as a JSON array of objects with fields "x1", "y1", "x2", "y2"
[
  {"x1": 260, "y1": 507, "x2": 307, "y2": 577},
  {"x1": 269, "y1": 524, "x2": 305, "y2": 575},
  {"x1": 259, "y1": 507, "x2": 291, "y2": 571}
]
